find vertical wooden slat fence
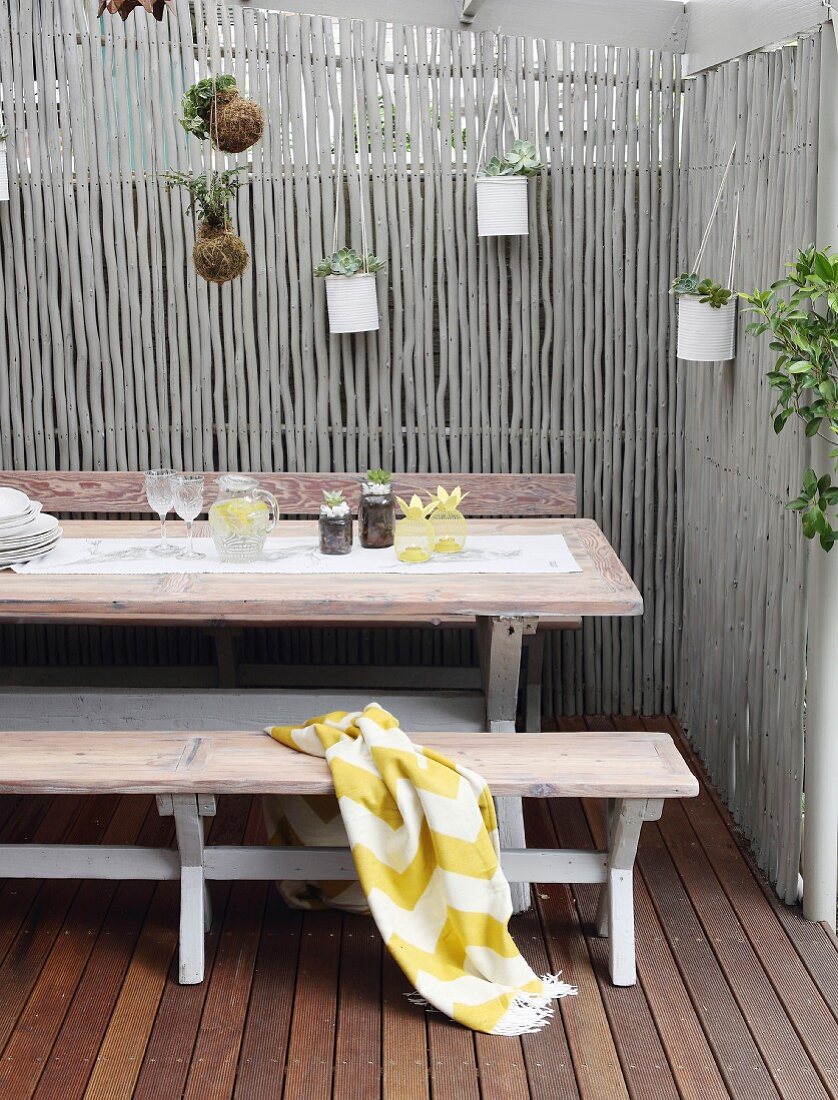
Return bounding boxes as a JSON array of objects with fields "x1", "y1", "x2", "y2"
[
  {"x1": 0, "y1": 2, "x2": 681, "y2": 715},
  {"x1": 678, "y1": 35, "x2": 821, "y2": 903}
]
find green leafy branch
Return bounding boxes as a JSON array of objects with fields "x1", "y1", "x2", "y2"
[
  {"x1": 162, "y1": 166, "x2": 248, "y2": 227},
  {"x1": 742, "y1": 245, "x2": 838, "y2": 550}
]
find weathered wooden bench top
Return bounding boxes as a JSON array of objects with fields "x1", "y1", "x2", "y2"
[{"x1": 0, "y1": 729, "x2": 699, "y2": 799}]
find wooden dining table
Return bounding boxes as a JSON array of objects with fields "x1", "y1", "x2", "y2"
[
  {"x1": 0, "y1": 515, "x2": 641, "y2": 910},
  {"x1": 0, "y1": 514, "x2": 643, "y2": 734}
]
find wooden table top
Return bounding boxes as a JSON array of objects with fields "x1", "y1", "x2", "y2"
[{"x1": 0, "y1": 518, "x2": 642, "y2": 626}]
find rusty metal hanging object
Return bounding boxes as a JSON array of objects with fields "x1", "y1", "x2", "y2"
[{"x1": 96, "y1": 0, "x2": 173, "y2": 22}]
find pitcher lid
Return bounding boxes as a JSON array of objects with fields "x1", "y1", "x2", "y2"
[{"x1": 218, "y1": 474, "x2": 259, "y2": 491}]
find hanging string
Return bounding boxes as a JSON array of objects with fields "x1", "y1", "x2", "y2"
[
  {"x1": 728, "y1": 191, "x2": 740, "y2": 292},
  {"x1": 476, "y1": 75, "x2": 499, "y2": 173},
  {"x1": 351, "y1": 55, "x2": 370, "y2": 272},
  {"x1": 477, "y1": 30, "x2": 519, "y2": 174},
  {"x1": 692, "y1": 141, "x2": 736, "y2": 273},
  {"x1": 332, "y1": 97, "x2": 344, "y2": 255}
]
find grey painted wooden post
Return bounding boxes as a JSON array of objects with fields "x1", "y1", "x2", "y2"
[
  {"x1": 803, "y1": 19, "x2": 838, "y2": 929},
  {"x1": 157, "y1": 792, "x2": 217, "y2": 983},
  {"x1": 477, "y1": 614, "x2": 538, "y2": 912}
]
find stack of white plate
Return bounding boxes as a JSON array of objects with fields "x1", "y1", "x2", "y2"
[{"x1": 0, "y1": 487, "x2": 62, "y2": 566}]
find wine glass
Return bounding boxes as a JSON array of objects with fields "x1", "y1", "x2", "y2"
[
  {"x1": 173, "y1": 474, "x2": 205, "y2": 560},
  {"x1": 144, "y1": 468, "x2": 178, "y2": 557}
]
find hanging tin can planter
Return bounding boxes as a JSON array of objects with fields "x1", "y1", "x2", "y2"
[
  {"x1": 676, "y1": 295, "x2": 737, "y2": 361},
  {"x1": 316, "y1": 249, "x2": 385, "y2": 335},
  {"x1": 474, "y1": 66, "x2": 545, "y2": 239},
  {"x1": 673, "y1": 147, "x2": 739, "y2": 363},
  {"x1": 476, "y1": 176, "x2": 529, "y2": 237}
]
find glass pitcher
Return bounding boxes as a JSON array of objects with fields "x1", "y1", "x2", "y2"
[{"x1": 208, "y1": 475, "x2": 278, "y2": 563}]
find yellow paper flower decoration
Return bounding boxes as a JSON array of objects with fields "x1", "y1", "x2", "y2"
[
  {"x1": 429, "y1": 485, "x2": 468, "y2": 511},
  {"x1": 396, "y1": 494, "x2": 434, "y2": 519}
]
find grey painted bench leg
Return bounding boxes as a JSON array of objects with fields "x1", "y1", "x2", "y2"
[
  {"x1": 156, "y1": 793, "x2": 217, "y2": 984},
  {"x1": 597, "y1": 798, "x2": 658, "y2": 986},
  {"x1": 595, "y1": 798, "x2": 616, "y2": 936},
  {"x1": 477, "y1": 614, "x2": 538, "y2": 914}
]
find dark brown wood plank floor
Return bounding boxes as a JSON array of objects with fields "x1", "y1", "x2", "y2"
[{"x1": 0, "y1": 717, "x2": 833, "y2": 1100}]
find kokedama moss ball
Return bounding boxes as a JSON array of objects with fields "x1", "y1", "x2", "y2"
[
  {"x1": 193, "y1": 222, "x2": 249, "y2": 285},
  {"x1": 208, "y1": 89, "x2": 264, "y2": 154}
]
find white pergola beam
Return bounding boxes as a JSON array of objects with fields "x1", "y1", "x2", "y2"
[
  {"x1": 683, "y1": 0, "x2": 828, "y2": 75},
  {"x1": 227, "y1": 0, "x2": 690, "y2": 52}
]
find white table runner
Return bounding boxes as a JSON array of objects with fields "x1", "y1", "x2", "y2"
[{"x1": 11, "y1": 534, "x2": 581, "y2": 576}]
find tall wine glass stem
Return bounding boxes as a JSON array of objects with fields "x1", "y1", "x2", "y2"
[
  {"x1": 159, "y1": 513, "x2": 168, "y2": 551},
  {"x1": 186, "y1": 520, "x2": 193, "y2": 556}
]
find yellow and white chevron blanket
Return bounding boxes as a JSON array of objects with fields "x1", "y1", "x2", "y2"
[{"x1": 264, "y1": 703, "x2": 576, "y2": 1035}]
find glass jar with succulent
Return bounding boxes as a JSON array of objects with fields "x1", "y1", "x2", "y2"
[
  {"x1": 671, "y1": 271, "x2": 738, "y2": 361},
  {"x1": 180, "y1": 75, "x2": 263, "y2": 154},
  {"x1": 395, "y1": 495, "x2": 436, "y2": 564},
  {"x1": 163, "y1": 167, "x2": 249, "y2": 285},
  {"x1": 742, "y1": 247, "x2": 838, "y2": 550},
  {"x1": 358, "y1": 468, "x2": 395, "y2": 549},
  {"x1": 428, "y1": 485, "x2": 468, "y2": 553},
  {"x1": 319, "y1": 490, "x2": 353, "y2": 556},
  {"x1": 476, "y1": 139, "x2": 545, "y2": 238},
  {"x1": 314, "y1": 248, "x2": 386, "y2": 334}
]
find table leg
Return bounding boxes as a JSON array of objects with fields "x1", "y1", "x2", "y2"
[{"x1": 477, "y1": 615, "x2": 538, "y2": 914}]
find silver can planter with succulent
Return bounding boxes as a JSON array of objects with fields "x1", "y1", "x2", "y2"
[
  {"x1": 0, "y1": 127, "x2": 8, "y2": 203},
  {"x1": 359, "y1": 468, "x2": 395, "y2": 549},
  {"x1": 671, "y1": 272, "x2": 737, "y2": 362},
  {"x1": 476, "y1": 139, "x2": 544, "y2": 237},
  {"x1": 315, "y1": 248, "x2": 386, "y2": 334},
  {"x1": 319, "y1": 491, "x2": 353, "y2": 555}
]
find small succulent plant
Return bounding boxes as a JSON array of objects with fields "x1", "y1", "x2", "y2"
[
  {"x1": 365, "y1": 468, "x2": 391, "y2": 486},
  {"x1": 323, "y1": 490, "x2": 346, "y2": 508},
  {"x1": 483, "y1": 139, "x2": 545, "y2": 178},
  {"x1": 180, "y1": 75, "x2": 237, "y2": 141},
  {"x1": 314, "y1": 248, "x2": 386, "y2": 278},
  {"x1": 670, "y1": 272, "x2": 733, "y2": 309}
]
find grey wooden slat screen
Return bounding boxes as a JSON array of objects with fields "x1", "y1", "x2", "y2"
[
  {"x1": 0, "y1": 1, "x2": 681, "y2": 716},
  {"x1": 677, "y1": 34, "x2": 820, "y2": 903}
]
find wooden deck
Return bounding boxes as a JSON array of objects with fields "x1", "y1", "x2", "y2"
[{"x1": 0, "y1": 716, "x2": 834, "y2": 1100}]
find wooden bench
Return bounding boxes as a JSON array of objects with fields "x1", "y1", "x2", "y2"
[
  {"x1": 0, "y1": 727, "x2": 698, "y2": 988},
  {"x1": 1, "y1": 470, "x2": 580, "y2": 729}
]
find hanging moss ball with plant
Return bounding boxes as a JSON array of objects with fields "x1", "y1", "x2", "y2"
[
  {"x1": 180, "y1": 75, "x2": 264, "y2": 155},
  {"x1": 163, "y1": 166, "x2": 250, "y2": 285},
  {"x1": 192, "y1": 223, "x2": 249, "y2": 284}
]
